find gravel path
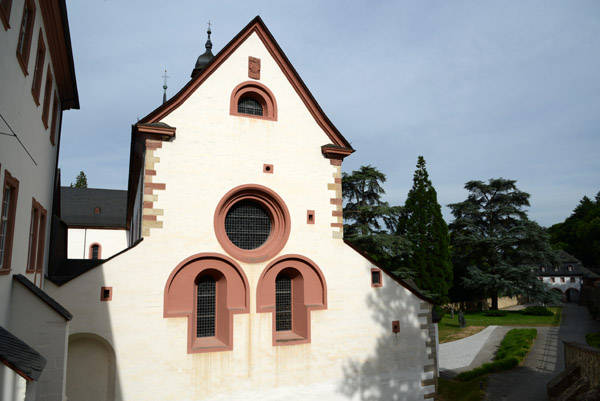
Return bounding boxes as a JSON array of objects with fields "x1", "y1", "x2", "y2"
[{"x1": 439, "y1": 325, "x2": 498, "y2": 372}]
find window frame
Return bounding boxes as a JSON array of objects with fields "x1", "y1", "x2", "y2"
[
  {"x1": 1, "y1": 170, "x2": 19, "y2": 274},
  {"x1": 214, "y1": 185, "x2": 290, "y2": 263},
  {"x1": 256, "y1": 255, "x2": 327, "y2": 346},
  {"x1": 371, "y1": 268, "x2": 383, "y2": 287},
  {"x1": 41, "y1": 65, "x2": 52, "y2": 128},
  {"x1": 88, "y1": 243, "x2": 102, "y2": 260},
  {"x1": 0, "y1": 0, "x2": 12, "y2": 30},
  {"x1": 26, "y1": 198, "x2": 46, "y2": 273},
  {"x1": 49, "y1": 91, "x2": 59, "y2": 145},
  {"x1": 30, "y1": 28, "x2": 45, "y2": 105},
  {"x1": 15, "y1": 0, "x2": 35, "y2": 75},
  {"x1": 163, "y1": 253, "x2": 250, "y2": 354},
  {"x1": 229, "y1": 81, "x2": 277, "y2": 121}
]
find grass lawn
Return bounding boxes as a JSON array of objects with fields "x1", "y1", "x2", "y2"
[
  {"x1": 438, "y1": 376, "x2": 488, "y2": 401},
  {"x1": 439, "y1": 307, "x2": 561, "y2": 343}
]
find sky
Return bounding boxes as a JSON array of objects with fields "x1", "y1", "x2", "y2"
[{"x1": 59, "y1": 0, "x2": 600, "y2": 228}]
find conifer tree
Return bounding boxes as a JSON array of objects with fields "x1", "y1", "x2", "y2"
[
  {"x1": 448, "y1": 178, "x2": 559, "y2": 309},
  {"x1": 343, "y1": 165, "x2": 412, "y2": 277},
  {"x1": 397, "y1": 156, "x2": 452, "y2": 303},
  {"x1": 70, "y1": 171, "x2": 88, "y2": 188}
]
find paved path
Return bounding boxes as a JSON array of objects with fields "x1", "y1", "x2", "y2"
[
  {"x1": 485, "y1": 303, "x2": 600, "y2": 400},
  {"x1": 438, "y1": 303, "x2": 600, "y2": 400}
]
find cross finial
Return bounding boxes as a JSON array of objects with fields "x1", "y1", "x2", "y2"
[
  {"x1": 162, "y1": 69, "x2": 170, "y2": 104},
  {"x1": 207, "y1": 20, "x2": 212, "y2": 32}
]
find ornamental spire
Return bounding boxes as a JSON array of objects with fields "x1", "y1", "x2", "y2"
[{"x1": 162, "y1": 70, "x2": 169, "y2": 104}]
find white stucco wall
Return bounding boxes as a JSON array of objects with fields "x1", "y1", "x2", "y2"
[
  {"x1": 47, "y1": 30, "x2": 434, "y2": 400},
  {"x1": 67, "y1": 228, "x2": 128, "y2": 260},
  {"x1": 0, "y1": 0, "x2": 64, "y2": 326},
  {"x1": 541, "y1": 276, "x2": 582, "y2": 294}
]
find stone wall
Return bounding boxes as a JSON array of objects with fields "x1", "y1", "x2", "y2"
[{"x1": 564, "y1": 341, "x2": 600, "y2": 389}]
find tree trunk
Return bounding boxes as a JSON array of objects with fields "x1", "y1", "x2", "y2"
[{"x1": 491, "y1": 290, "x2": 499, "y2": 310}]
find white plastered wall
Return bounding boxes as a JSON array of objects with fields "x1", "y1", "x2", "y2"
[
  {"x1": 67, "y1": 228, "x2": 128, "y2": 260},
  {"x1": 0, "y1": 0, "x2": 62, "y2": 326},
  {"x1": 47, "y1": 32, "x2": 434, "y2": 400}
]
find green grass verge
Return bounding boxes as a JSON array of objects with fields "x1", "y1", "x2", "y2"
[
  {"x1": 586, "y1": 332, "x2": 600, "y2": 349},
  {"x1": 457, "y1": 328, "x2": 537, "y2": 381},
  {"x1": 439, "y1": 307, "x2": 561, "y2": 343},
  {"x1": 438, "y1": 376, "x2": 488, "y2": 401}
]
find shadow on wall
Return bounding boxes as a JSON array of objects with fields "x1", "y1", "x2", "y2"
[
  {"x1": 338, "y1": 281, "x2": 434, "y2": 400},
  {"x1": 62, "y1": 268, "x2": 122, "y2": 401}
]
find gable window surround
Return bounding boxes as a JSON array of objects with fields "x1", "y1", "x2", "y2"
[
  {"x1": 229, "y1": 81, "x2": 277, "y2": 121},
  {"x1": 89, "y1": 243, "x2": 101, "y2": 260}
]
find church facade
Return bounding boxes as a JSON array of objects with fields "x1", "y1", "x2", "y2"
[{"x1": 47, "y1": 17, "x2": 437, "y2": 401}]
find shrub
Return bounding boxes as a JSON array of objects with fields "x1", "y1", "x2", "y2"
[
  {"x1": 521, "y1": 306, "x2": 554, "y2": 316},
  {"x1": 484, "y1": 310, "x2": 507, "y2": 317},
  {"x1": 586, "y1": 332, "x2": 600, "y2": 349}
]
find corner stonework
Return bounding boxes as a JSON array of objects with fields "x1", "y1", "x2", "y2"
[
  {"x1": 142, "y1": 139, "x2": 165, "y2": 236},
  {"x1": 419, "y1": 302, "x2": 438, "y2": 399},
  {"x1": 329, "y1": 161, "x2": 343, "y2": 239}
]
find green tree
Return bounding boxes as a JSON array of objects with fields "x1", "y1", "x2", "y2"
[
  {"x1": 448, "y1": 178, "x2": 559, "y2": 309},
  {"x1": 70, "y1": 171, "x2": 88, "y2": 188},
  {"x1": 549, "y1": 192, "x2": 600, "y2": 267},
  {"x1": 342, "y1": 166, "x2": 412, "y2": 277},
  {"x1": 397, "y1": 156, "x2": 452, "y2": 303}
]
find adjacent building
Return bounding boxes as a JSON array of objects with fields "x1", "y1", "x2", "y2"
[{"x1": 0, "y1": 0, "x2": 78, "y2": 400}]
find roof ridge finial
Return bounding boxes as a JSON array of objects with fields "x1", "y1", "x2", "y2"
[
  {"x1": 162, "y1": 69, "x2": 169, "y2": 105},
  {"x1": 205, "y1": 20, "x2": 212, "y2": 50}
]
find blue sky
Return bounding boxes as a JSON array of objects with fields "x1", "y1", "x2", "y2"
[{"x1": 59, "y1": 0, "x2": 600, "y2": 227}]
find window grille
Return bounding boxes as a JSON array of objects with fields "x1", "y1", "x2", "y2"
[
  {"x1": 275, "y1": 274, "x2": 292, "y2": 331},
  {"x1": 224, "y1": 200, "x2": 271, "y2": 250},
  {"x1": 372, "y1": 270, "x2": 381, "y2": 285},
  {"x1": 238, "y1": 97, "x2": 263, "y2": 116},
  {"x1": 196, "y1": 277, "x2": 216, "y2": 337}
]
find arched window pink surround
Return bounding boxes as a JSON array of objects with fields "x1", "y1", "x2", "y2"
[
  {"x1": 214, "y1": 184, "x2": 290, "y2": 263},
  {"x1": 164, "y1": 253, "x2": 250, "y2": 353},
  {"x1": 230, "y1": 81, "x2": 277, "y2": 121},
  {"x1": 256, "y1": 255, "x2": 327, "y2": 345},
  {"x1": 89, "y1": 243, "x2": 102, "y2": 259}
]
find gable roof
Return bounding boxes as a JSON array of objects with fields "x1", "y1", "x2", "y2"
[
  {"x1": 61, "y1": 187, "x2": 127, "y2": 228},
  {"x1": 139, "y1": 16, "x2": 353, "y2": 150}
]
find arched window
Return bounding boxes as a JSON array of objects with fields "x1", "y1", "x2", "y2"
[
  {"x1": 275, "y1": 273, "x2": 292, "y2": 331},
  {"x1": 230, "y1": 81, "x2": 277, "y2": 121},
  {"x1": 164, "y1": 253, "x2": 250, "y2": 353},
  {"x1": 256, "y1": 255, "x2": 327, "y2": 346},
  {"x1": 89, "y1": 243, "x2": 101, "y2": 259},
  {"x1": 237, "y1": 97, "x2": 263, "y2": 116},
  {"x1": 196, "y1": 276, "x2": 216, "y2": 337}
]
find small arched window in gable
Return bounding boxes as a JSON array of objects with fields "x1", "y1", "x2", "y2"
[
  {"x1": 230, "y1": 81, "x2": 277, "y2": 121},
  {"x1": 196, "y1": 276, "x2": 216, "y2": 338},
  {"x1": 238, "y1": 96, "x2": 263, "y2": 116},
  {"x1": 89, "y1": 243, "x2": 101, "y2": 259}
]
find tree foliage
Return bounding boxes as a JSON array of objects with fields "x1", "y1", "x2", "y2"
[
  {"x1": 397, "y1": 156, "x2": 452, "y2": 303},
  {"x1": 448, "y1": 178, "x2": 559, "y2": 309},
  {"x1": 548, "y1": 192, "x2": 600, "y2": 267},
  {"x1": 70, "y1": 171, "x2": 88, "y2": 188},
  {"x1": 342, "y1": 166, "x2": 412, "y2": 278}
]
